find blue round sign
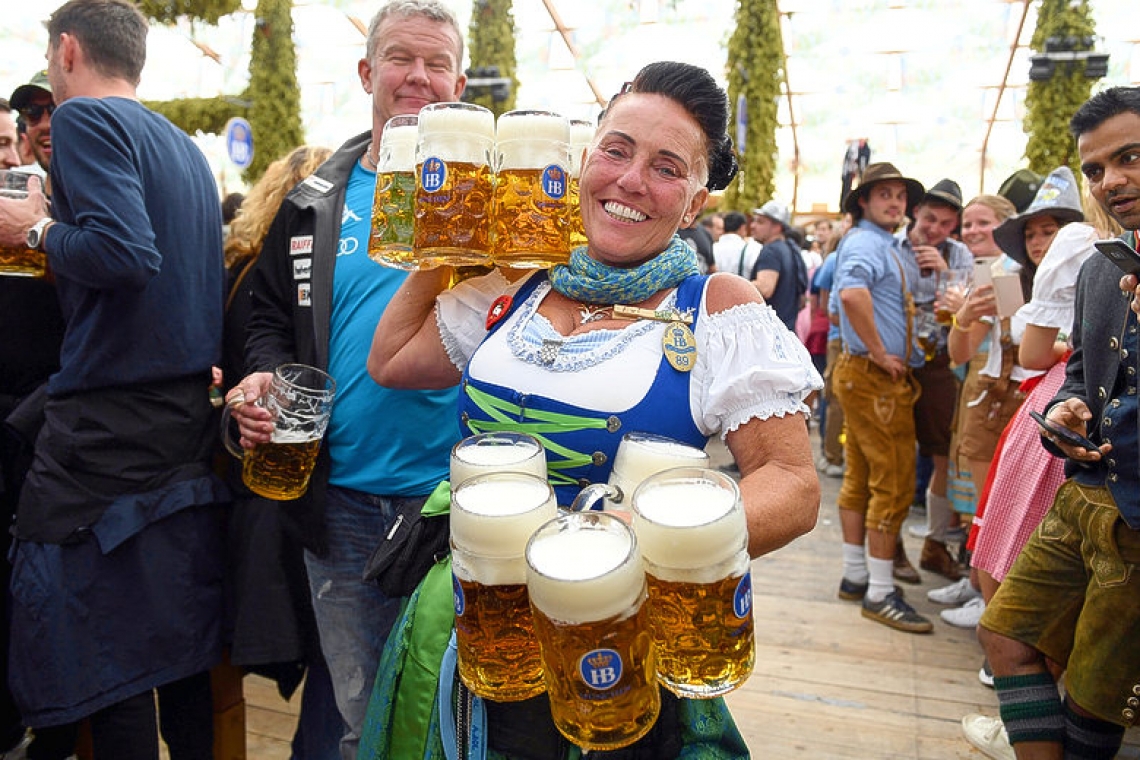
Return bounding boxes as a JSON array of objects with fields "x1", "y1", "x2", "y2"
[{"x1": 225, "y1": 117, "x2": 254, "y2": 169}]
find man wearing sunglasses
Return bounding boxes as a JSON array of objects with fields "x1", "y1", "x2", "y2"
[{"x1": 9, "y1": 71, "x2": 53, "y2": 191}]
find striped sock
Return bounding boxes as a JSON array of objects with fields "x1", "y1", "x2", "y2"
[
  {"x1": 1062, "y1": 698, "x2": 1125, "y2": 759},
  {"x1": 994, "y1": 672, "x2": 1064, "y2": 745}
]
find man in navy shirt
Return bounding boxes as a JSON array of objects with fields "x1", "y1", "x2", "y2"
[
  {"x1": 750, "y1": 199, "x2": 807, "y2": 330},
  {"x1": 0, "y1": 1, "x2": 227, "y2": 756}
]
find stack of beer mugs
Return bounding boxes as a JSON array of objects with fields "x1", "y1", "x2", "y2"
[
  {"x1": 368, "y1": 103, "x2": 583, "y2": 272},
  {"x1": 446, "y1": 430, "x2": 755, "y2": 752}
]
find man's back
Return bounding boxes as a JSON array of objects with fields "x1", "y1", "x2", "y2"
[{"x1": 47, "y1": 97, "x2": 223, "y2": 395}]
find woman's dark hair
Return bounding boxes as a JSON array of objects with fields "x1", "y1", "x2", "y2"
[{"x1": 618, "y1": 61, "x2": 739, "y2": 192}]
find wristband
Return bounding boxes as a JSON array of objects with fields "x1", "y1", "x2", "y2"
[{"x1": 951, "y1": 314, "x2": 974, "y2": 332}]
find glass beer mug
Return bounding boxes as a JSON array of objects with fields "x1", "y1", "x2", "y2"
[
  {"x1": 413, "y1": 102, "x2": 495, "y2": 269},
  {"x1": 492, "y1": 110, "x2": 571, "y2": 269},
  {"x1": 567, "y1": 119, "x2": 595, "y2": 251},
  {"x1": 368, "y1": 114, "x2": 419, "y2": 269},
  {"x1": 221, "y1": 364, "x2": 336, "y2": 500},
  {"x1": 605, "y1": 431, "x2": 710, "y2": 510},
  {"x1": 525, "y1": 511, "x2": 659, "y2": 750},
  {"x1": 450, "y1": 431, "x2": 547, "y2": 487},
  {"x1": 451, "y1": 471, "x2": 558, "y2": 701},
  {"x1": 631, "y1": 467, "x2": 754, "y2": 698},
  {"x1": 0, "y1": 171, "x2": 46, "y2": 277}
]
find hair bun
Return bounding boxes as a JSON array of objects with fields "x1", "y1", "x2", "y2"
[{"x1": 706, "y1": 135, "x2": 738, "y2": 192}]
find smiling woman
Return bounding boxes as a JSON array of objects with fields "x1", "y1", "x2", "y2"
[{"x1": 361, "y1": 60, "x2": 823, "y2": 758}]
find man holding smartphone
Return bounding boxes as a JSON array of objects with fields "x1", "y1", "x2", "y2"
[{"x1": 977, "y1": 86, "x2": 1140, "y2": 759}]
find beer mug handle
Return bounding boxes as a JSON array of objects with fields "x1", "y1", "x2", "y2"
[
  {"x1": 220, "y1": 396, "x2": 247, "y2": 460},
  {"x1": 567, "y1": 483, "x2": 619, "y2": 512}
]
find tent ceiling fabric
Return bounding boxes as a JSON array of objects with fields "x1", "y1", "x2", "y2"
[{"x1": 4, "y1": 0, "x2": 1137, "y2": 208}]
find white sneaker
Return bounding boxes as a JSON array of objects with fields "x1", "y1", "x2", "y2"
[
  {"x1": 927, "y1": 577, "x2": 982, "y2": 605},
  {"x1": 823, "y1": 463, "x2": 844, "y2": 478},
  {"x1": 961, "y1": 713, "x2": 1014, "y2": 760},
  {"x1": 941, "y1": 596, "x2": 985, "y2": 628},
  {"x1": 907, "y1": 522, "x2": 930, "y2": 539}
]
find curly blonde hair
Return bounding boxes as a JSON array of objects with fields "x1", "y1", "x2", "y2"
[{"x1": 224, "y1": 145, "x2": 332, "y2": 269}]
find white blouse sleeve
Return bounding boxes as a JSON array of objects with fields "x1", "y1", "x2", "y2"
[
  {"x1": 692, "y1": 283, "x2": 823, "y2": 439},
  {"x1": 434, "y1": 269, "x2": 523, "y2": 372},
  {"x1": 1013, "y1": 223, "x2": 1096, "y2": 335}
]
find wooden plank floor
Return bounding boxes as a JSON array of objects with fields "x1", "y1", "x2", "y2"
[{"x1": 243, "y1": 429, "x2": 1140, "y2": 759}]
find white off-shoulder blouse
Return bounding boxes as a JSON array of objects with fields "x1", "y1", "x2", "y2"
[{"x1": 435, "y1": 271, "x2": 822, "y2": 440}]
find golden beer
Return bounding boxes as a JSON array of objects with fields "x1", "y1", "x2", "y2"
[
  {"x1": 451, "y1": 472, "x2": 556, "y2": 701},
  {"x1": 368, "y1": 170, "x2": 417, "y2": 269},
  {"x1": 632, "y1": 468, "x2": 754, "y2": 698},
  {"x1": 935, "y1": 305, "x2": 955, "y2": 326},
  {"x1": 526, "y1": 512, "x2": 660, "y2": 750},
  {"x1": 492, "y1": 167, "x2": 570, "y2": 269},
  {"x1": 414, "y1": 160, "x2": 494, "y2": 268},
  {"x1": 0, "y1": 184, "x2": 46, "y2": 277},
  {"x1": 369, "y1": 115, "x2": 419, "y2": 269},
  {"x1": 242, "y1": 435, "x2": 322, "y2": 500},
  {"x1": 492, "y1": 110, "x2": 571, "y2": 269},
  {"x1": 567, "y1": 119, "x2": 594, "y2": 252},
  {"x1": 413, "y1": 103, "x2": 495, "y2": 269},
  {"x1": 0, "y1": 246, "x2": 46, "y2": 278}
]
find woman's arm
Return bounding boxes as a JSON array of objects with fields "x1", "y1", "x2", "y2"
[
  {"x1": 729, "y1": 414, "x2": 820, "y2": 558},
  {"x1": 1018, "y1": 324, "x2": 1065, "y2": 370},
  {"x1": 947, "y1": 285, "x2": 996, "y2": 365},
  {"x1": 368, "y1": 267, "x2": 462, "y2": 389}
]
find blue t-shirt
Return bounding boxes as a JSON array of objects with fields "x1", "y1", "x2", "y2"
[
  {"x1": 813, "y1": 253, "x2": 840, "y2": 341},
  {"x1": 834, "y1": 219, "x2": 922, "y2": 367},
  {"x1": 326, "y1": 163, "x2": 459, "y2": 495}
]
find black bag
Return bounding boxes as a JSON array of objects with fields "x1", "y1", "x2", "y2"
[{"x1": 362, "y1": 497, "x2": 450, "y2": 597}]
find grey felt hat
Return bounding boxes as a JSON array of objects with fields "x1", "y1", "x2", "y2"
[
  {"x1": 923, "y1": 178, "x2": 963, "y2": 212},
  {"x1": 992, "y1": 166, "x2": 1084, "y2": 267}
]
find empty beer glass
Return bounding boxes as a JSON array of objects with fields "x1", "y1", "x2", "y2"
[
  {"x1": 368, "y1": 114, "x2": 419, "y2": 269},
  {"x1": 631, "y1": 467, "x2": 754, "y2": 698},
  {"x1": 413, "y1": 102, "x2": 495, "y2": 268},
  {"x1": 0, "y1": 171, "x2": 46, "y2": 277},
  {"x1": 526, "y1": 512, "x2": 659, "y2": 750},
  {"x1": 492, "y1": 110, "x2": 571, "y2": 269},
  {"x1": 450, "y1": 431, "x2": 547, "y2": 487},
  {"x1": 221, "y1": 364, "x2": 336, "y2": 500},
  {"x1": 567, "y1": 119, "x2": 594, "y2": 251},
  {"x1": 451, "y1": 472, "x2": 558, "y2": 701},
  {"x1": 605, "y1": 431, "x2": 709, "y2": 509}
]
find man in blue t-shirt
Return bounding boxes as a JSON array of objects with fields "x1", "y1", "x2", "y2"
[
  {"x1": 749, "y1": 200, "x2": 807, "y2": 330},
  {"x1": 227, "y1": 2, "x2": 467, "y2": 756}
]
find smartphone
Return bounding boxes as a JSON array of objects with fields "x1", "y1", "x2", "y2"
[
  {"x1": 973, "y1": 257, "x2": 995, "y2": 289},
  {"x1": 1028, "y1": 410, "x2": 1098, "y2": 451},
  {"x1": 1094, "y1": 239, "x2": 1140, "y2": 276}
]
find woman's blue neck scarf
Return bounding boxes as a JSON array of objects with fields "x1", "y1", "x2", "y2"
[{"x1": 547, "y1": 235, "x2": 700, "y2": 305}]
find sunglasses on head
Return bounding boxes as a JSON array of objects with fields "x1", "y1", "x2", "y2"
[{"x1": 20, "y1": 102, "x2": 56, "y2": 125}]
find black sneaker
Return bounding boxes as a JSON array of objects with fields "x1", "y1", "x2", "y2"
[
  {"x1": 861, "y1": 590, "x2": 933, "y2": 633},
  {"x1": 837, "y1": 577, "x2": 868, "y2": 601}
]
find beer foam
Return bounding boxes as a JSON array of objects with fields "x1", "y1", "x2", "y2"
[
  {"x1": 451, "y1": 440, "x2": 545, "y2": 486},
  {"x1": 569, "y1": 121, "x2": 595, "y2": 177},
  {"x1": 633, "y1": 480, "x2": 747, "y2": 569},
  {"x1": 607, "y1": 437, "x2": 708, "y2": 509},
  {"x1": 526, "y1": 527, "x2": 644, "y2": 622},
  {"x1": 419, "y1": 105, "x2": 494, "y2": 138},
  {"x1": 452, "y1": 477, "x2": 557, "y2": 559},
  {"x1": 496, "y1": 113, "x2": 569, "y2": 143},
  {"x1": 269, "y1": 430, "x2": 322, "y2": 445},
  {"x1": 452, "y1": 550, "x2": 528, "y2": 586},
  {"x1": 380, "y1": 124, "x2": 417, "y2": 169}
]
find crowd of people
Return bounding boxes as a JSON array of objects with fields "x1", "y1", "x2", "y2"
[{"x1": 0, "y1": 0, "x2": 1138, "y2": 759}]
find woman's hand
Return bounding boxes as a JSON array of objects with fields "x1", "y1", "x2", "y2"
[{"x1": 955, "y1": 283, "x2": 997, "y2": 327}]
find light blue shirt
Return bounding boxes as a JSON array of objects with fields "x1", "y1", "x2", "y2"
[
  {"x1": 326, "y1": 163, "x2": 460, "y2": 495},
  {"x1": 834, "y1": 219, "x2": 923, "y2": 367}
]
